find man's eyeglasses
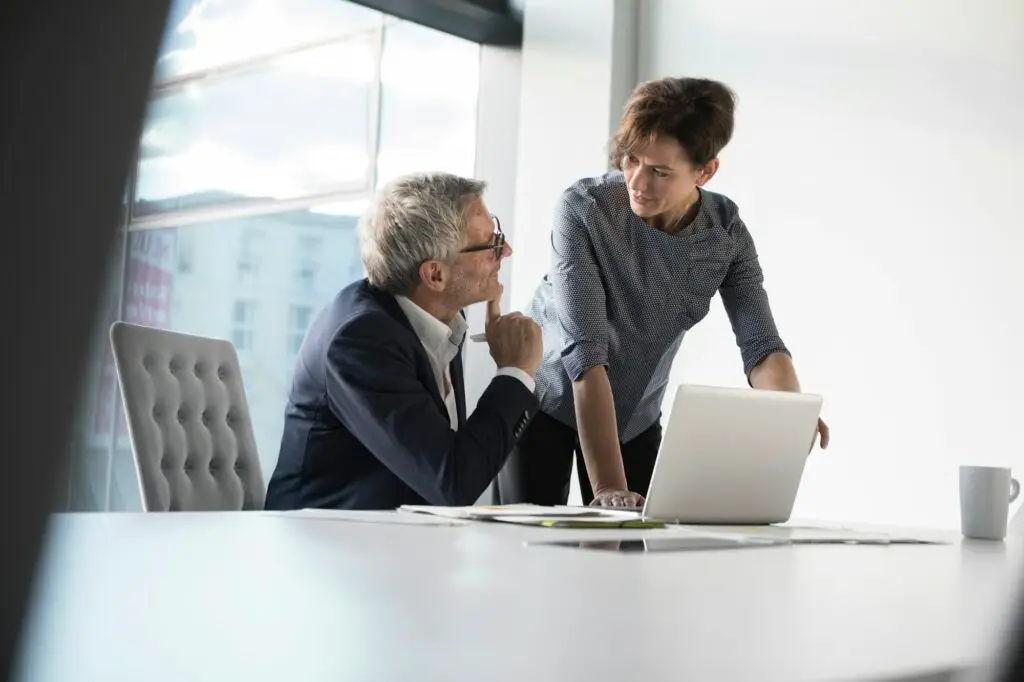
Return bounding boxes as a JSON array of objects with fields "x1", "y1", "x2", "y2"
[{"x1": 459, "y1": 214, "x2": 506, "y2": 261}]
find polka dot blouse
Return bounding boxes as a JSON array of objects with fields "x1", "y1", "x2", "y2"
[{"x1": 523, "y1": 170, "x2": 790, "y2": 442}]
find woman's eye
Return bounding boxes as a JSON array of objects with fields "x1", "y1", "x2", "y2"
[{"x1": 654, "y1": 170, "x2": 668, "y2": 178}]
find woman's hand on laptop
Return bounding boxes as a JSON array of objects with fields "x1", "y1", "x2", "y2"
[
  {"x1": 815, "y1": 417, "x2": 830, "y2": 450},
  {"x1": 590, "y1": 488, "x2": 645, "y2": 508}
]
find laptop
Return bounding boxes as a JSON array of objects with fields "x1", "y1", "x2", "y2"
[{"x1": 638, "y1": 384, "x2": 824, "y2": 524}]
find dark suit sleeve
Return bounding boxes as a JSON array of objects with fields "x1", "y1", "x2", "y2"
[{"x1": 324, "y1": 313, "x2": 538, "y2": 507}]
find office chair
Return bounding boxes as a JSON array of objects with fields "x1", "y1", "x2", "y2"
[{"x1": 109, "y1": 321, "x2": 265, "y2": 511}]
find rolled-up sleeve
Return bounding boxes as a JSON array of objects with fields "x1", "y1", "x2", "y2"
[
  {"x1": 550, "y1": 192, "x2": 608, "y2": 382},
  {"x1": 719, "y1": 217, "x2": 791, "y2": 377}
]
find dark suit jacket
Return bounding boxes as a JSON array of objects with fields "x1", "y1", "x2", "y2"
[{"x1": 264, "y1": 279, "x2": 538, "y2": 510}]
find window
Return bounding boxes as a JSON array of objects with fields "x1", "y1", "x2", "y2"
[
  {"x1": 65, "y1": 0, "x2": 482, "y2": 510},
  {"x1": 123, "y1": 230, "x2": 174, "y2": 328},
  {"x1": 120, "y1": 208, "x2": 359, "y2": 480},
  {"x1": 137, "y1": 38, "x2": 377, "y2": 217},
  {"x1": 231, "y1": 300, "x2": 256, "y2": 350},
  {"x1": 153, "y1": 0, "x2": 381, "y2": 81},
  {"x1": 294, "y1": 235, "x2": 322, "y2": 291},
  {"x1": 288, "y1": 305, "x2": 314, "y2": 354},
  {"x1": 237, "y1": 228, "x2": 264, "y2": 283},
  {"x1": 377, "y1": 18, "x2": 480, "y2": 181},
  {"x1": 176, "y1": 232, "x2": 194, "y2": 273}
]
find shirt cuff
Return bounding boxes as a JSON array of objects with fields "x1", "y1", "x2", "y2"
[
  {"x1": 496, "y1": 367, "x2": 536, "y2": 393},
  {"x1": 560, "y1": 340, "x2": 608, "y2": 383},
  {"x1": 744, "y1": 344, "x2": 792, "y2": 382}
]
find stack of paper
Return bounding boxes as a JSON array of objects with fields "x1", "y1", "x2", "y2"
[
  {"x1": 691, "y1": 525, "x2": 947, "y2": 545},
  {"x1": 398, "y1": 504, "x2": 665, "y2": 528},
  {"x1": 266, "y1": 509, "x2": 468, "y2": 526}
]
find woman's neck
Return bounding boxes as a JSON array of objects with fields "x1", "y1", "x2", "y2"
[{"x1": 648, "y1": 189, "x2": 702, "y2": 234}]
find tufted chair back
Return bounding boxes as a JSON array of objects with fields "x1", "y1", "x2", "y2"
[{"x1": 109, "y1": 321, "x2": 266, "y2": 511}]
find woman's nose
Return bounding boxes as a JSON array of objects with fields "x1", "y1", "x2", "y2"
[{"x1": 627, "y1": 170, "x2": 647, "y2": 194}]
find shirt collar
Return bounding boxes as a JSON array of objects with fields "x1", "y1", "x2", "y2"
[{"x1": 395, "y1": 296, "x2": 467, "y2": 358}]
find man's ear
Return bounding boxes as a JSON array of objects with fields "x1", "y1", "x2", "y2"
[
  {"x1": 418, "y1": 259, "x2": 448, "y2": 293},
  {"x1": 696, "y1": 158, "x2": 720, "y2": 187}
]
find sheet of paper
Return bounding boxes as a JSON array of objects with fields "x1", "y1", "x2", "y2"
[
  {"x1": 398, "y1": 504, "x2": 641, "y2": 521},
  {"x1": 490, "y1": 515, "x2": 666, "y2": 529},
  {"x1": 526, "y1": 535, "x2": 788, "y2": 552},
  {"x1": 709, "y1": 526, "x2": 890, "y2": 544},
  {"x1": 689, "y1": 525, "x2": 947, "y2": 545},
  {"x1": 264, "y1": 509, "x2": 468, "y2": 526}
]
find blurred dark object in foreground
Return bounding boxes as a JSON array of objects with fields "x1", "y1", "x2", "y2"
[{"x1": 0, "y1": 0, "x2": 170, "y2": 678}]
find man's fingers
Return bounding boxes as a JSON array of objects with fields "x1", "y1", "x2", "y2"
[{"x1": 486, "y1": 298, "x2": 501, "y2": 324}]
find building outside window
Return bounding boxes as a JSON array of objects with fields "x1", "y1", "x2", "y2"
[
  {"x1": 237, "y1": 228, "x2": 264, "y2": 284},
  {"x1": 287, "y1": 304, "x2": 314, "y2": 355},
  {"x1": 294, "y1": 234, "x2": 322, "y2": 292},
  {"x1": 231, "y1": 300, "x2": 257, "y2": 351}
]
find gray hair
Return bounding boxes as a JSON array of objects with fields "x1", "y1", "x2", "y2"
[{"x1": 359, "y1": 172, "x2": 487, "y2": 296}]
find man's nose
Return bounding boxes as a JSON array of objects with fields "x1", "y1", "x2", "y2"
[{"x1": 500, "y1": 241, "x2": 513, "y2": 259}]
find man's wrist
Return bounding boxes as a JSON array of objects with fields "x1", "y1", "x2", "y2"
[
  {"x1": 496, "y1": 366, "x2": 535, "y2": 393},
  {"x1": 497, "y1": 361, "x2": 536, "y2": 376}
]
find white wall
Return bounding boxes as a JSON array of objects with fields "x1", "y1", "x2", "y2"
[
  {"x1": 508, "y1": 0, "x2": 638, "y2": 311},
  {"x1": 469, "y1": 1, "x2": 636, "y2": 500},
  {"x1": 466, "y1": 43, "x2": 523, "y2": 411},
  {"x1": 637, "y1": 0, "x2": 1024, "y2": 528},
  {"x1": 487, "y1": 0, "x2": 640, "y2": 504},
  {"x1": 463, "y1": 43, "x2": 523, "y2": 504}
]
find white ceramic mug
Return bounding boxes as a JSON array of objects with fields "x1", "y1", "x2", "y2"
[{"x1": 959, "y1": 465, "x2": 1020, "y2": 541}]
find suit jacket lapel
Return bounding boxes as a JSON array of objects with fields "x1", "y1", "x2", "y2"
[
  {"x1": 369, "y1": 285, "x2": 448, "y2": 418},
  {"x1": 451, "y1": 347, "x2": 466, "y2": 427}
]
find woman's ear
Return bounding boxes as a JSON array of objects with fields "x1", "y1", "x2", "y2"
[{"x1": 696, "y1": 158, "x2": 720, "y2": 186}]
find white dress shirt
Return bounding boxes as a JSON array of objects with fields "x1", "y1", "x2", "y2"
[{"x1": 395, "y1": 296, "x2": 535, "y2": 431}]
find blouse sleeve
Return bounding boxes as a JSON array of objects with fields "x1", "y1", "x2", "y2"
[
  {"x1": 718, "y1": 216, "x2": 791, "y2": 377},
  {"x1": 549, "y1": 191, "x2": 609, "y2": 382}
]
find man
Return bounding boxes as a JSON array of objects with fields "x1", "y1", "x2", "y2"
[{"x1": 264, "y1": 172, "x2": 542, "y2": 510}]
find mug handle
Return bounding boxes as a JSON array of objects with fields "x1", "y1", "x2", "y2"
[{"x1": 1011, "y1": 478, "x2": 1020, "y2": 504}]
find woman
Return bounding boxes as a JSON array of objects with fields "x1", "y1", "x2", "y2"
[{"x1": 496, "y1": 76, "x2": 829, "y2": 508}]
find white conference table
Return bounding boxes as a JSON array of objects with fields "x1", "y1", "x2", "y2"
[{"x1": 12, "y1": 511, "x2": 1023, "y2": 682}]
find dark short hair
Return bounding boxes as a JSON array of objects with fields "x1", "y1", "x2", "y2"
[{"x1": 609, "y1": 77, "x2": 736, "y2": 170}]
